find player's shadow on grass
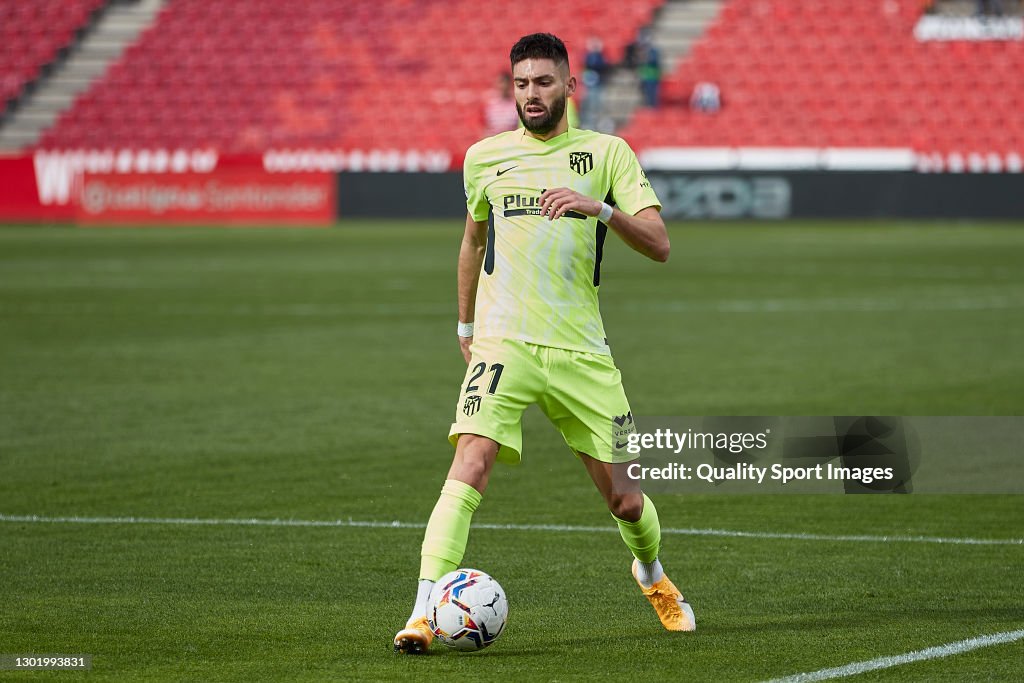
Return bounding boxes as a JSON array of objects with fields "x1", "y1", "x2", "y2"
[
  {"x1": 392, "y1": 647, "x2": 560, "y2": 658},
  {"x1": 452, "y1": 647, "x2": 563, "y2": 657}
]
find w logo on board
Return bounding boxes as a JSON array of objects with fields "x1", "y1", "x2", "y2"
[
  {"x1": 569, "y1": 151, "x2": 593, "y2": 176},
  {"x1": 463, "y1": 395, "x2": 482, "y2": 416}
]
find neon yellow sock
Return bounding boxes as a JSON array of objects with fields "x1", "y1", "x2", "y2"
[
  {"x1": 612, "y1": 493, "x2": 661, "y2": 563},
  {"x1": 419, "y1": 479, "x2": 482, "y2": 581}
]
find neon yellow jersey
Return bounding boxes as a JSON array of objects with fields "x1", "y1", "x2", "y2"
[{"x1": 464, "y1": 127, "x2": 660, "y2": 355}]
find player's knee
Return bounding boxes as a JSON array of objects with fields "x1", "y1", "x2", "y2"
[
  {"x1": 453, "y1": 457, "x2": 489, "y2": 488},
  {"x1": 449, "y1": 435, "x2": 499, "y2": 490},
  {"x1": 608, "y1": 492, "x2": 643, "y2": 522}
]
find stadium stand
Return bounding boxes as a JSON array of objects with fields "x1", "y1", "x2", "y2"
[
  {"x1": 19, "y1": 0, "x2": 1023, "y2": 162},
  {"x1": 0, "y1": 0, "x2": 105, "y2": 116},
  {"x1": 37, "y1": 0, "x2": 663, "y2": 152},
  {"x1": 618, "y1": 0, "x2": 1024, "y2": 158}
]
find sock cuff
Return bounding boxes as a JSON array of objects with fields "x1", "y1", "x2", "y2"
[
  {"x1": 420, "y1": 555, "x2": 457, "y2": 582},
  {"x1": 611, "y1": 493, "x2": 655, "y2": 527},
  {"x1": 613, "y1": 493, "x2": 661, "y2": 563},
  {"x1": 442, "y1": 478, "x2": 483, "y2": 510}
]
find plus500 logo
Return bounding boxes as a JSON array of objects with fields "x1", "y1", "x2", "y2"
[{"x1": 650, "y1": 175, "x2": 791, "y2": 219}]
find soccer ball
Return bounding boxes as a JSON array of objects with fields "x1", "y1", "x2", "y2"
[{"x1": 427, "y1": 568, "x2": 508, "y2": 651}]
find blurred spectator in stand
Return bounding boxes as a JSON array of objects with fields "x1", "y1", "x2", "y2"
[
  {"x1": 484, "y1": 73, "x2": 519, "y2": 135},
  {"x1": 634, "y1": 30, "x2": 662, "y2": 108},
  {"x1": 623, "y1": 29, "x2": 642, "y2": 69},
  {"x1": 690, "y1": 81, "x2": 721, "y2": 113},
  {"x1": 581, "y1": 36, "x2": 608, "y2": 129},
  {"x1": 976, "y1": 0, "x2": 1004, "y2": 16}
]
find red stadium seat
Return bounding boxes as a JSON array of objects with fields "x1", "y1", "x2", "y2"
[
  {"x1": 0, "y1": 0, "x2": 104, "y2": 111},
  {"x1": 618, "y1": 0, "x2": 1024, "y2": 156},
  {"x1": 30, "y1": 0, "x2": 664, "y2": 152},
  {"x1": 19, "y1": 0, "x2": 1020, "y2": 158}
]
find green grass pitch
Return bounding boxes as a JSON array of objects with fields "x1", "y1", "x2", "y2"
[{"x1": 1, "y1": 221, "x2": 1022, "y2": 681}]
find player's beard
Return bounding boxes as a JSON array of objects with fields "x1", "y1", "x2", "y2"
[{"x1": 517, "y1": 94, "x2": 567, "y2": 135}]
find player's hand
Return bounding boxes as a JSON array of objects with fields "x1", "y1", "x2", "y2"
[
  {"x1": 459, "y1": 335, "x2": 473, "y2": 364},
  {"x1": 539, "y1": 187, "x2": 603, "y2": 221}
]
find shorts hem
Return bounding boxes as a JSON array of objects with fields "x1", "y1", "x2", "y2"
[
  {"x1": 448, "y1": 427, "x2": 523, "y2": 465},
  {"x1": 566, "y1": 442, "x2": 636, "y2": 465}
]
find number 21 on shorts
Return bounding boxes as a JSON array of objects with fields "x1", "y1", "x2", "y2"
[{"x1": 465, "y1": 363, "x2": 504, "y2": 395}]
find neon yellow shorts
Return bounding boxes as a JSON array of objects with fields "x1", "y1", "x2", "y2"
[{"x1": 448, "y1": 337, "x2": 637, "y2": 465}]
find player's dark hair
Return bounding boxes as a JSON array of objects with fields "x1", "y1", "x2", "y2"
[{"x1": 510, "y1": 33, "x2": 569, "y2": 70}]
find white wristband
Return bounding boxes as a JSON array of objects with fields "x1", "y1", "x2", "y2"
[
  {"x1": 457, "y1": 321, "x2": 474, "y2": 338},
  {"x1": 597, "y1": 202, "x2": 614, "y2": 223}
]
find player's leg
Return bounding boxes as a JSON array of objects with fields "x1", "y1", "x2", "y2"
[
  {"x1": 393, "y1": 434, "x2": 498, "y2": 654},
  {"x1": 579, "y1": 453, "x2": 695, "y2": 632},
  {"x1": 417, "y1": 434, "x2": 499, "y2": 615},
  {"x1": 539, "y1": 349, "x2": 695, "y2": 631},
  {"x1": 394, "y1": 338, "x2": 541, "y2": 654},
  {"x1": 578, "y1": 454, "x2": 653, "y2": 563}
]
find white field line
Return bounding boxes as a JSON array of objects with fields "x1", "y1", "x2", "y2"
[
  {"x1": 0, "y1": 514, "x2": 1020, "y2": 546},
  {"x1": 762, "y1": 628, "x2": 1024, "y2": 683}
]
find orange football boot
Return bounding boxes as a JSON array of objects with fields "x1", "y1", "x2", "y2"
[
  {"x1": 632, "y1": 559, "x2": 696, "y2": 632},
  {"x1": 393, "y1": 616, "x2": 434, "y2": 654}
]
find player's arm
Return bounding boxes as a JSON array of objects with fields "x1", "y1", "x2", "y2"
[
  {"x1": 538, "y1": 189, "x2": 670, "y2": 262},
  {"x1": 458, "y1": 213, "x2": 489, "y2": 363}
]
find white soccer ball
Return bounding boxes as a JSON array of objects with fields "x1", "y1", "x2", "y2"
[{"x1": 427, "y1": 568, "x2": 508, "y2": 651}]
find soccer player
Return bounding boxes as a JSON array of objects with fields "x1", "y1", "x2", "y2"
[{"x1": 393, "y1": 33, "x2": 694, "y2": 654}]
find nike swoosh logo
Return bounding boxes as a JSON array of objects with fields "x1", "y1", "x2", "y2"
[
  {"x1": 615, "y1": 441, "x2": 630, "y2": 449},
  {"x1": 496, "y1": 166, "x2": 517, "y2": 176}
]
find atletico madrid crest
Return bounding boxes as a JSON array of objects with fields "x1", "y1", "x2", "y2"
[
  {"x1": 569, "y1": 151, "x2": 593, "y2": 176},
  {"x1": 463, "y1": 395, "x2": 482, "y2": 416}
]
